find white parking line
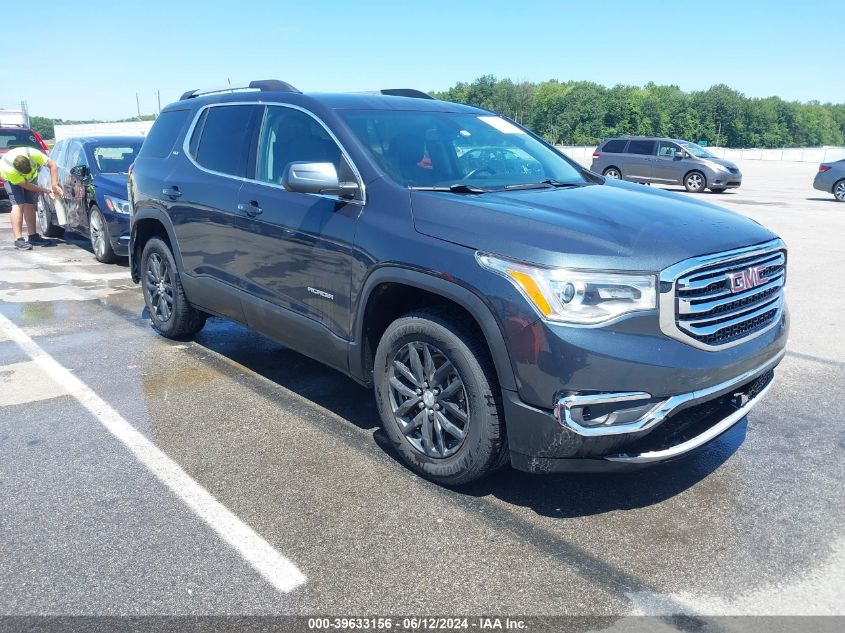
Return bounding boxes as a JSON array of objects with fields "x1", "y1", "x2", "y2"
[{"x1": 0, "y1": 312, "x2": 306, "y2": 594}]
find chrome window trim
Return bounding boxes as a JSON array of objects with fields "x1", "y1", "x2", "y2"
[
  {"x1": 181, "y1": 100, "x2": 366, "y2": 205},
  {"x1": 554, "y1": 348, "x2": 784, "y2": 437},
  {"x1": 658, "y1": 238, "x2": 786, "y2": 351}
]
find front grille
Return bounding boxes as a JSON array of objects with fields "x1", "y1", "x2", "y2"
[{"x1": 661, "y1": 243, "x2": 786, "y2": 350}]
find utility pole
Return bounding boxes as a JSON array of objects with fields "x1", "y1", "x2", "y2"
[
  {"x1": 156, "y1": 90, "x2": 161, "y2": 116},
  {"x1": 136, "y1": 93, "x2": 141, "y2": 119}
]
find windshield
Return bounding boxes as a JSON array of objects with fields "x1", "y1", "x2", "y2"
[
  {"x1": 0, "y1": 129, "x2": 41, "y2": 151},
  {"x1": 340, "y1": 110, "x2": 586, "y2": 189},
  {"x1": 679, "y1": 141, "x2": 718, "y2": 159},
  {"x1": 88, "y1": 143, "x2": 142, "y2": 173}
]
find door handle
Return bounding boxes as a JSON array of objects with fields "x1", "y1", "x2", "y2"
[
  {"x1": 162, "y1": 186, "x2": 182, "y2": 199},
  {"x1": 237, "y1": 201, "x2": 263, "y2": 217}
]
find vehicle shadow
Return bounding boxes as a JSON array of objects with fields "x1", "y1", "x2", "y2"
[
  {"x1": 805, "y1": 197, "x2": 841, "y2": 203},
  {"x1": 192, "y1": 317, "x2": 744, "y2": 517},
  {"x1": 59, "y1": 232, "x2": 129, "y2": 264}
]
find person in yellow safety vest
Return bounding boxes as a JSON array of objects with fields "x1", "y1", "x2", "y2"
[{"x1": 0, "y1": 146, "x2": 63, "y2": 250}]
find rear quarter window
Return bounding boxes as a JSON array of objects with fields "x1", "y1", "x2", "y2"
[{"x1": 139, "y1": 110, "x2": 191, "y2": 159}]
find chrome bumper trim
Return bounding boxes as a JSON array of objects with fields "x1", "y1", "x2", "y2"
[
  {"x1": 554, "y1": 349, "x2": 784, "y2": 437},
  {"x1": 604, "y1": 379, "x2": 773, "y2": 463}
]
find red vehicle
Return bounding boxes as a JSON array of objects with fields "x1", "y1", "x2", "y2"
[{"x1": 0, "y1": 125, "x2": 49, "y2": 210}]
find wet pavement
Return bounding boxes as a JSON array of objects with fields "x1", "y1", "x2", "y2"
[{"x1": 0, "y1": 160, "x2": 843, "y2": 618}]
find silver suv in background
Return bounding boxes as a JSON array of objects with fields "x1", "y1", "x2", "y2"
[
  {"x1": 813, "y1": 159, "x2": 845, "y2": 202},
  {"x1": 591, "y1": 137, "x2": 742, "y2": 193}
]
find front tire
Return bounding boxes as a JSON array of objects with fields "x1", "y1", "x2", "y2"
[
  {"x1": 834, "y1": 179, "x2": 845, "y2": 202},
  {"x1": 140, "y1": 237, "x2": 207, "y2": 339},
  {"x1": 374, "y1": 308, "x2": 507, "y2": 485},
  {"x1": 684, "y1": 171, "x2": 707, "y2": 193},
  {"x1": 89, "y1": 205, "x2": 116, "y2": 263},
  {"x1": 709, "y1": 187, "x2": 727, "y2": 193},
  {"x1": 37, "y1": 196, "x2": 64, "y2": 238}
]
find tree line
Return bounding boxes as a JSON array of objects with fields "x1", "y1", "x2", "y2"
[{"x1": 432, "y1": 76, "x2": 845, "y2": 148}]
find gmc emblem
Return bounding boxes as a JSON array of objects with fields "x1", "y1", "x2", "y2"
[{"x1": 726, "y1": 265, "x2": 768, "y2": 293}]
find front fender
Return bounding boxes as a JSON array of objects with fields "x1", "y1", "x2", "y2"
[{"x1": 349, "y1": 265, "x2": 517, "y2": 392}]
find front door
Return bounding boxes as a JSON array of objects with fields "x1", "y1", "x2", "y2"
[
  {"x1": 235, "y1": 105, "x2": 363, "y2": 344},
  {"x1": 652, "y1": 140, "x2": 685, "y2": 184},
  {"x1": 63, "y1": 140, "x2": 89, "y2": 230}
]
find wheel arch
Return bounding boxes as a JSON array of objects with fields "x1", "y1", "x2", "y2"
[
  {"x1": 350, "y1": 267, "x2": 517, "y2": 392},
  {"x1": 130, "y1": 209, "x2": 181, "y2": 283}
]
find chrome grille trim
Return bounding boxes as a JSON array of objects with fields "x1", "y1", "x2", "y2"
[{"x1": 659, "y1": 239, "x2": 787, "y2": 351}]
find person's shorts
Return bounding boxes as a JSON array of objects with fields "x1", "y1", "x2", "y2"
[{"x1": 2, "y1": 180, "x2": 38, "y2": 205}]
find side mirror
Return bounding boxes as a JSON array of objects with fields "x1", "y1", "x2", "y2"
[
  {"x1": 70, "y1": 165, "x2": 90, "y2": 179},
  {"x1": 282, "y1": 162, "x2": 359, "y2": 200},
  {"x1": 674, "y1": 151, "x2": 685, "y2": 159}
]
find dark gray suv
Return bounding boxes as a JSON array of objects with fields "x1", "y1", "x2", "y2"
[
  {"x1": 592, "y1": 136, "x2": 743, "y2": 193},
  {"x1": 129, "y1": 80, "x2": 787, "y2": 484}
]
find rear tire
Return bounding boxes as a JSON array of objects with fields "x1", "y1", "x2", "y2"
[
  {"x1": 834, "y1": 179, "x2": 845, "y2": 202},
  {"x1": 684, "y1": 171, "x2": 706, "y2": 193},
  {"x1": 140, "y1": 237, "x2": 207, "y2": 339},
  {"x1": 36, "y1": 196, "x2": 64, "y2": 237},
  {"x1": 603, "y1": 167, "x2": 622, "y2": 179},
  {"x1": 374, "y1": 308, "x2": 507, "y2": 485},
  {"x1": 89, "y1": 205, "x2": 116, "y2": 263}
]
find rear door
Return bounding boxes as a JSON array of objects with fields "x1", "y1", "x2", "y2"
[
  {"x1": 166, "y1": 103, "x2": 264, "y2": 321},
  {"x1": 621, "y1": 139, "x2": 657, "y2": 181},
  {"x1": 652, "y1": 140, "x2": 685, "y2": 183},
  {"x1": 235, "y1": 104, "x2": 364, "y2": 345}
]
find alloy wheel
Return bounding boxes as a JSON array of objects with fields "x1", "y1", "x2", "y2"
[
  {"x1": 835, "y1": 181, "x2": 845, "y2": 202},
  {"x1": 604, "y1": 168, "x2": 621, "y2": 179},
  {"x1": 90, "y1": 211, "x2": 107, "y2": 260},
  {"x1": 686, "y1": 173, "x2": 704, "y2": 191},
  {"x1": 145, "y1": 252, "x2": 175, "y2": 323},
  {"x1": 36, "y1": 198, "x2": 49, "y2": 235},
  {"x1": 388, "y1": 341, "x2": 469, "y2": 459}
]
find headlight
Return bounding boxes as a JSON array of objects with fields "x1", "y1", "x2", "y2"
[
  {"x1": 104, "y1": 195, "x2": 130, "y2": 215},
  {"x1": 477, "y1": 253, "x2": 657, "y2": 325}
]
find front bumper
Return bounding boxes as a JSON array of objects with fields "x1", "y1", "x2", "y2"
[
  {"x1": 708, "y1": 170, "x2": 742, "y2": 189},
  {"x1": 105, "y1": 215, "x2": 131, "y2": 256},
  {"x1": 504, "y1": 350, "x2": 782, "y2": 473}
]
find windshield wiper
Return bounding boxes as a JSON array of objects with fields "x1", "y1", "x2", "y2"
[
  {"x1": 503, "y1": 179, "x2": 583, "y2": 190},
  {"x1": 410, "y1": 183, "x2": 488, "y2": 194}
]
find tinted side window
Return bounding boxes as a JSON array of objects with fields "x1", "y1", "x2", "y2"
[
  {"x1": 657, "y1": 141, "x2": 680, "y2": 157},
  {"x1": 627, "y1": 140, "x2": 656, "y2": 155},
  {"x1": 195, "y1": 105, "x2": 261, "y2": 177},
  {"x1": 139, "y1": 109, "x2": 190, "y2": 159},
  {"x1": 255, "y1": 106, "x2": 350, "y2": 185},
  {"x1": 50, "y1": 140, "x2": 67, "y2": 167},
  {"x1": 602, "y1": 139, "x2": 627, "y2": 153},
  {"x1": 66, "y1": 141, "x2": 88, "y2": 168}
]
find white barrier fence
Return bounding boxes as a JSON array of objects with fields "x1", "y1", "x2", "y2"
[
  {"x1": 54, "y1": 121, "x2": 154, "y2": 141},
  {"x1": 556, "y1": 145, "x2": 845, "y2": 164}
]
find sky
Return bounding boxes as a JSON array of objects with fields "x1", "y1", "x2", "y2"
[{"x1": 3, "y1": 0, "x2": 842, "y2": 121}]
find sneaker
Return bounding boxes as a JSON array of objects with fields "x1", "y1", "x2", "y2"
[
  {"x1": 27, "y1": 233, "x2": 50, "y2": 246},
  {"x1": 14, "y1": 238, "x2": 33, "y2": 251}
]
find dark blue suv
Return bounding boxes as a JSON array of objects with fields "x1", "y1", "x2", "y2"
[{"x1": 129, "y1": 80, "x2": 788, "y2": 484}]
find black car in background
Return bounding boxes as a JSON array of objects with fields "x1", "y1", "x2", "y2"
[{"x1": 37, "y1": 136, "x2": 142, "y2": 262}]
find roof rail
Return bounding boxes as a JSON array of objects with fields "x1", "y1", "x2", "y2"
[
  {"x1": 378, "y1": 88, "x2": 435, "y2": 100},
  {"x1": 179, "y1": 79, "x2": 300, "y2": 101}
]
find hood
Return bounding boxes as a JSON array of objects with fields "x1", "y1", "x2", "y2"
[
  {"x1": 706, "y1": 157, "x2": 740, "y2": 172},
  {"x1": 94, "y1": 172, "x2": 130, "y2": 197},
  {"x1": 411, "y1": 179, "x2": 776, "y2": 272}
]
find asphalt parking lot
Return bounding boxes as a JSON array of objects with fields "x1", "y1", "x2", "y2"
[{"x1": 0, "y1": 159, "x2": 843, "y2": 621}]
